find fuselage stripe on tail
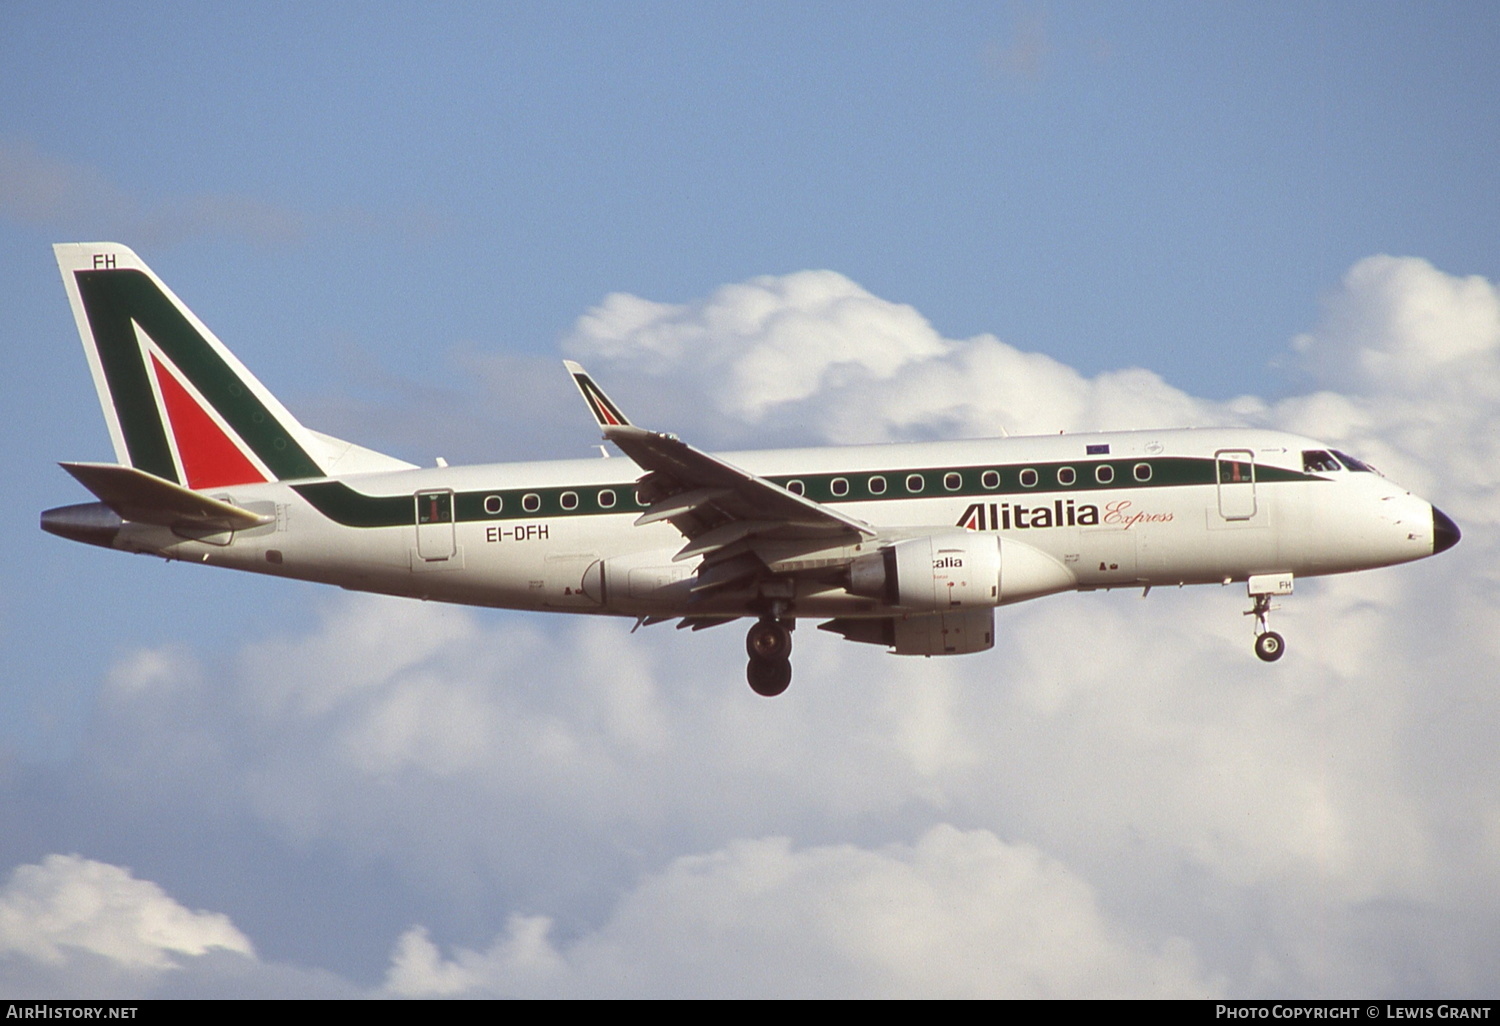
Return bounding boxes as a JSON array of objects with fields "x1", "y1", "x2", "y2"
[
  {"x1": 76, "y1": 271, "x2": 178, "y2": 481},
  {"x1": 576, "y1": 375, "x2": 627, "y2": 426},
  {"x1": 74, "y1": 268, "x2": 325, "y2": 482}
]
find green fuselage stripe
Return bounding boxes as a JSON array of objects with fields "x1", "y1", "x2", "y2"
[{"x1": 292, "y1": 457, "x2": 1319, "y2": 528}]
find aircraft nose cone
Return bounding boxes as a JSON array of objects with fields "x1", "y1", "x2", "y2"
[{"x1": 1432, "y1": 506, "x2": 1461, "y2": 554}]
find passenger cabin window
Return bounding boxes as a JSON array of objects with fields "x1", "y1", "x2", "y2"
[
  {"x1": 560, "y1": 491, "x2": 579, "y2": 511},
  {"x1": 943, "y1": 472, "x2": 962, "y2": 491},
  {"x1": 905, "y1": 474, "x2": 925, "y2": 493},
  {"x1": 1019, "y1": 468, "x2": 1038, "y2": 488},
  {"x1": 1133, "y1": 463, "x2": 1152, "y2": 482},
  {"x1": 868, "y1": 476, "x2": 887, "y2": 495},
  {"x1": 1057, "y1": 467, "x2": 1076, "y2": 486},
  {"x1": 597, "y1": 489, "x2": 616, "y2": 509},
  {"x1": 522, "y1": 493, "x2": 541, "y2": 513},
  {"x1": 831, "y1": 477, "x2": 849, "y2": 497},
  {"x1": 1096, "y1": 465, "x2": 1115, "y2": 484},
  {"x1": 786, "y1": 480, "x2": 805, "y2": 496},
  {"x1": 981, "y1": 470, "x2": 1000, "y2": 489},
  {"x1": 1302, "y1": 450, "x2": 1343, "y2": 474}
]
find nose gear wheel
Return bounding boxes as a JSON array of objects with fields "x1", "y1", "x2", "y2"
[
  {"x1": 1245, "y1": 592, "x2": 1286, "y2": 662},
  {"x1": 1254, "y1": 630, "x2": 1285, "y2": 662}
]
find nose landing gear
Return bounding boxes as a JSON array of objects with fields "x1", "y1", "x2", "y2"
[
  {"x1": 1244, "y1": 573, "x2": 1293, "y2": 662},
  {"x1": 746, "y1": 618, "x2": 793, "y2": 696}
]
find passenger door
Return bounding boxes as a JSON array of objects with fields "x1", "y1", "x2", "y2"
[
  {"x1": 1215, "y1": 450, "x2": 1257, "y2": 521},
  {"x1": 414, "y1": 489, "x2": 457, "y2": 561}
]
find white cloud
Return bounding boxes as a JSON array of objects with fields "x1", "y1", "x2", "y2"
[
  {"x1": 0, "y1": 854, "x2": 371, "y2": 998},
  {"x1": 564, "y1": 268, "x2": 1230, "y2": 447},
  {"x1": 1277, "y1": 256, "x2": 1500, "y2": 535},
  {"x1": 0, "y1": 855, "x2": 256, "y2": 998},
  {"x1": 565, "y1": 271, "x2": 948, "y2": 436},
  {"x1": 0, "y1": 854, "x2": 252, "y2": 970},
  {"x1": 384, "y1": 826, "x2": 1214, "y2": 998},
  {"x1": 71, "y1": 573, "x2": 1499, "y2": 993},
  {"x1": 1292, "y1": 255, "x2": 1500, "y2": 395}
]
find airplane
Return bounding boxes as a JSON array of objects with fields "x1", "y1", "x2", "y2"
[{"x1": 42, "y1": 243, "x2": 1461, "y2": 697}]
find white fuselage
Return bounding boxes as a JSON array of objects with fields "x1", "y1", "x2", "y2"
[{"x1": 103, "y1": 427, "x2": 1439, "y2": 622}]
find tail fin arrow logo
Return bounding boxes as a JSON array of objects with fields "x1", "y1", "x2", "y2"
[{"x1": 57, "y1": 244, "x2": 326, "y2": 485}]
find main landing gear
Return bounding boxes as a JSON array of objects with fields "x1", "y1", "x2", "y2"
[
  {"x1": 1243, "y1": 574, "x2": 1293, "y2": 663},
  {"x1": 746, "y1": 618, "x2": 793, "y2": 697}
]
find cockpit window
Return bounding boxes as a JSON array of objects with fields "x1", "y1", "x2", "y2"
[
  {"x1": 1330, "y1": 449, "x2": 1375, "y2": 473},
  {"x1": 1302, "y1": 450, "x2": 1343, "y2": 473}
]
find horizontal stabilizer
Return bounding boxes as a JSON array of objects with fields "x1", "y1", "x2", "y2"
[{"x1": 60, "y1": 462, "x2": 274, "y2": 530}]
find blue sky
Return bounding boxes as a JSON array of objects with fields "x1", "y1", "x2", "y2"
[{"x1": 2, "y1": 2, "x2": 1498, "y2": 997}]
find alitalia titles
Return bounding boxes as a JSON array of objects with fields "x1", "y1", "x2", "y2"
[{"x1": 958, "y1": 498, "x2": 1174, "y2": 532}]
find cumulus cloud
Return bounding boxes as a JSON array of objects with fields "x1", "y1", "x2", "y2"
[
  {"x1": 0, "y1": 854, "x2": 252, "y2": 969},
  {"x1": 0, "y1": 855, "x2": 253, "y2": 997},
  {"x1": 1292, "y1": 256, "x2": 1500, "y2": 394},
  {"x1": 88, "y1": 599, "x2": 1002, "y2": 895},
  {"x1": 71, "y1": 586, "x2": 1500, "y2": 993},
  {"x1": 564, "y1": 268, "x2": 1232, "y2": 447},
  {"x1": 383, "y1": 826, "x2": 1211, "y2": 998},
  {"x1": 1279, "y1": 256, "x2": 1500, "y2": 532},
  {"x1": 566, "y1": 271, "x2": 947, "y2": 435},
  {"x1": 9, "y1": 254, "x2": 1499, "y2": 997}
]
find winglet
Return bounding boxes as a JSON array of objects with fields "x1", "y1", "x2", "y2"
[{"x1": 564, "y1": 361, "x2": 633, "y2": 430}]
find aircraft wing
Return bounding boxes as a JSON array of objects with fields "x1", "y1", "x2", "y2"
[{"x1": 564, "y1": 362, "x2": 876, "y2": 570}]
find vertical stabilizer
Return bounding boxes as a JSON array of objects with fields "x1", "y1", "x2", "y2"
[{"x1": 54, "y1": 243, "x2": 412, "y2": 487}]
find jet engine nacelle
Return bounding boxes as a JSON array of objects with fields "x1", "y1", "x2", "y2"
[
  {"x1": 847, "y1": 532, "x2": 1076, "y2": 611},
  {"x1": 848, "y1": 533, "x2": 1000, "y2": 610}
]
